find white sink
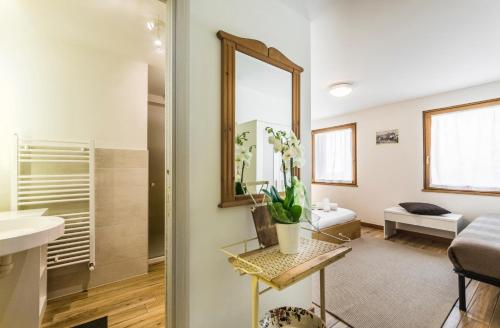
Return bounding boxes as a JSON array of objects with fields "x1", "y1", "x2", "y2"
[{"x1": 0, "y1": 216, "x2": 64, "y2": 256}]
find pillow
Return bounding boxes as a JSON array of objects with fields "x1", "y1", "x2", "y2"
[{"x1": 399, "y1": 202, "x2": 451, "y2": 216}]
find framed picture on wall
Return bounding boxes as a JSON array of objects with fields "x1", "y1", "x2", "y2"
[{"x1": 376, "y1": 129, "x2": 399, "y2": 144}]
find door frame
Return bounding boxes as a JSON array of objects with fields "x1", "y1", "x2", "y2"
[{"x1": 165, "y1": 0, "x2": 190, "y2": 327}]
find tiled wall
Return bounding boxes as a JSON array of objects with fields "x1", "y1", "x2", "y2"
[{"x1": 47, "y1": 148, "x2": 148, "y2": 299}]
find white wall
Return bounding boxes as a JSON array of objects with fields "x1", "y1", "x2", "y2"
[
  {"x1": 188, "y1": 0, "x2": 311, "y2": 326},
  {"x1": 236, "y1": 84, "x2": 292, "y2": 127},
  {"x1": 0, "y1": 4, "x2": 148, "y2": 210},
  {"x1": 312, "y1": 80, "x2": 500, "y2": 236}
]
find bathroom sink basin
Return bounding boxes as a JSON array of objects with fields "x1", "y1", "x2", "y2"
[{"x1": 0, "y1": 216, "x2": 64, "y2": 256}]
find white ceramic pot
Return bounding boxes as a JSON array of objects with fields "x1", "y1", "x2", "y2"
[{"x1": 275, "y1": 223, "x2": 300, "y2": 254}]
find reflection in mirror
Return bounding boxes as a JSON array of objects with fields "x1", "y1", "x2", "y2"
[{"x1": 235, "y1": 51, "x2": 292, "y2": 195}]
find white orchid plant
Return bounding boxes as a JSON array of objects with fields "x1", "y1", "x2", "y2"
[
  {"x1": 235, "y1": 131, "x2": 255, "y2": 195},
  {"x1": 263, "y1": 128, "x2": 308, "y2": 224}
]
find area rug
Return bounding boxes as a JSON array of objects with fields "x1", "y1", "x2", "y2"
[
  {"x1": 313, "y1": 236, "x2": 458, "y2": 328},
  {"x1": 73, "y1": 316, "x2": 108, "y2": 328}
]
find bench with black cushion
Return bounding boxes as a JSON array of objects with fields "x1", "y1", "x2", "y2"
[{"x1": 448, "y1": 214, "x2": 500, "y2": 311}]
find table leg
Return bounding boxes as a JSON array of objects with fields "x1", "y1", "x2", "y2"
[
  {"x1": 384, "y1": 220, "x2": 397, "y2": 239},
  {"x1": 252, "y1": 276, "x2": 259, "y2": 328},
  {"x1": 320, "y1": 268, "x2": 326, "y2": 323}
]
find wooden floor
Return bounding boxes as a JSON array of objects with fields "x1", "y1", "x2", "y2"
[
  {"x1": 42, "y1": 262, "x2": 165, "y2": 328},
  {"x1": 364, "y1": 226, "x2": 500, "y2": 328},
  {"x1": 42, "y1": 228, "x2": 500, "y2": 328}
]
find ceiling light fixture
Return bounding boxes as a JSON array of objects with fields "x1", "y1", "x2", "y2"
[
  {"x1": 329, "y1": 83, "x2": 353, "y2": 97},
  {"x1": 147, "y1": 16, "x2": 166, "y2": 52},
  {"x1": 146, "y1": 21, "x2": 155, "y2": 31}
]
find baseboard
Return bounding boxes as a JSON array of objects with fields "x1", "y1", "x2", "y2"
[
  {"x1": 48, "y1": 271, "x2": 149, "y2": 301},
  {"x1": 148, "y1": 256, "x2": 165, "y2": 265},
  {"x1": 360, "y1": 221, "x2": 383, "y2": 229}
]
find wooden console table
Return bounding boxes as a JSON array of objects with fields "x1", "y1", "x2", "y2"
[{"x1": 225, "y1": 238, "x2": 351, "y2": 328}]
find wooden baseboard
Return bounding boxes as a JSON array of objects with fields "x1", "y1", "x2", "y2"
[
  {"x1": 360, "y1": 221, "x2": 383, "y2": 229},
  {"x1": 148, "y1": 256, "x2": 165, "y2": 265}
]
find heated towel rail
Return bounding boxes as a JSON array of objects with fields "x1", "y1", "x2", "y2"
[{"x1": 11, "y1": 135, "x2": 96, "y2": 270}]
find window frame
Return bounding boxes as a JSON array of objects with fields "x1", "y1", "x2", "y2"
[
  {"x1": 312, "y1": 122, "x2": 358, "y2": 187},
  {"x1": 423, "y1": 98, "x2": 500, "y2": 197}
]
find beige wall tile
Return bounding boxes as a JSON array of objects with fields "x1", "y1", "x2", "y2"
[
  {"x1": 95, "y1": 205, "x2": 114, "y2": 227},
  {"x1": 48, "y1": 148, "x2": 149, "y2": 298},
  {"x1": 47, "y1": 263, "x2": 90, "y2": 299},
  {"x1": 95, "y1": 168, "x2": 114, "y2": 190},
  {"x1": 114, "y1": 168, "x2": 148, "y2": 188},
  {"x1": 110, "y1": 258, "x2": 148, "y2": 282},
  {"x1": 112, "y1": 149, "x2": 148, "y2": 169},
  {"x1": 96, "y1": 234, "x2": 147, "y2": 265},
  {"x1": 95, "y1": 185, "x2": 114, "y2": 228},
  {"x1": 95, "y1": 148, "x2": 114, "y2": 169},
  {"x1": 87, "y1": 263, "x2": 116, "y2": 288}
]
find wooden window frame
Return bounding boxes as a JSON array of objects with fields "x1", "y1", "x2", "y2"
[
  {"x1": 312, "y1": 122, "x2": 357, "y2": 187},
  {"x1": 423, "y1": 98, "x2": 500, "y2": 197}
]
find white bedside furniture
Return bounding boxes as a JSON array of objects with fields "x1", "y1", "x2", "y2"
[{"x1": 384, "y1": 206, "x2": 464, "y2": 239}]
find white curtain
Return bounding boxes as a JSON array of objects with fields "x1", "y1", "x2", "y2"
[
  {"x1": 430, "y1": 105, "x2": 500, "y2": 191},
  {"x1": 314, "y1": 128, "x2": 353, "y2": 183}
]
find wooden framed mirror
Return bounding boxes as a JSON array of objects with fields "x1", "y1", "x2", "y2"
[{"x1": 217, "y1": 31, "x2": 303, "y2": 208}]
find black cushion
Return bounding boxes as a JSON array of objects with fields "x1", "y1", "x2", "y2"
[{"x1": 399, "y1": 202, "x2": 451, "y2": 216}]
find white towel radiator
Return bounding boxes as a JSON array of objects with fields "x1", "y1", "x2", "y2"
[{"x1": 11, "y1": 135, "x2": 96, "y2": 270}]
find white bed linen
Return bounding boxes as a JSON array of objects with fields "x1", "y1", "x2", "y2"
[{"x1": 311, "y1": 208, "x2": 357, "y2": 230}]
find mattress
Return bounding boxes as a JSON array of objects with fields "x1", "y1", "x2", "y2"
[
  {"x1": 310, "y1": 208, "x2": 357, "y2": 230},
  {"x1": 448, "y1": 214, "x2": 500, "y2": 280}
]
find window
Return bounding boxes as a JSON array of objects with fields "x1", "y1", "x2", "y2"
[
  {"x1": 312, "y1": 123, "x2": 357, "y2": 186},
  {"x1": 423, "y1": 98, "x2": 500, "y2": 196}
]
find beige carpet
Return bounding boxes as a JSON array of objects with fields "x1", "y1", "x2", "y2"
[{"x1": 313, "y1": 236, "x2": 458, "y2": 328}]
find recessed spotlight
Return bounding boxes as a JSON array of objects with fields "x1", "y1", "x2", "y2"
[
  {"x1": 329, "y1": 83, "x2": 353, "y2": 97},
  {"x1": 154, "y1": 39, "x2": 162, "y2": 47},
  {"x1": 146, "y1": 21, "x2": 155, "y2": 31}
]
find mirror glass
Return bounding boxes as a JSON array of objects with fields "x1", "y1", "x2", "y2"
[{"x1": 234, "y1": 51, "x2": 292, "y2": 196}]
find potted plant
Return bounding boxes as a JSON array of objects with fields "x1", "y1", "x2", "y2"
[
  {"x1": 263, "y1": 128, "x2": 306, "y2": 254},
  {"x1": 235, "y1": 131, "x2": 255, "y2": 195}
]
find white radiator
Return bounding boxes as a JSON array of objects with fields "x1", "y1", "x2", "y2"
[{"x1": 12, "y1": 135, "x2": 96, "y2": 270}]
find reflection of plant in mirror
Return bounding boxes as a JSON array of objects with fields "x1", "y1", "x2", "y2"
[
  {"x1": 235, "y1": 131, "x2": 255, "y2": 195},
  {"x1": 263, "y1": 128, "x2": 306, "y2": 224},
  {"x1": 265, "y1": 128, "x2": 303, "y2": 188}
]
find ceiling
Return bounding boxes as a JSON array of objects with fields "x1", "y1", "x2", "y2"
[
  {"x1": 282, "y1": 0, "x2": 500, "y2": 120},
  {"x1": 280, "y1": 0, "x2": 334, "y2": 21},
  {"x1": 15, "y1": 0, "x2": 166, "y2": 96}
]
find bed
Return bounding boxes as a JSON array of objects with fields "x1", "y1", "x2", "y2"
[
  {"x1": 310, "y1": 208, "x2": 360, "y2": 244},
  {"x1": 448, "y1": 214, "x2": 500, "y2": 311}
]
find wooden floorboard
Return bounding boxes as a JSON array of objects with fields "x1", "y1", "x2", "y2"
[
  {"x1": 42, "y1": 262, "x2": 165, "y2": 328},
  {"x1": 490, "y1": 296, "x2": 500, "y2": 328},
  {"x1": 42, "y1": 228, "x2": 500, "y2": 328}
]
